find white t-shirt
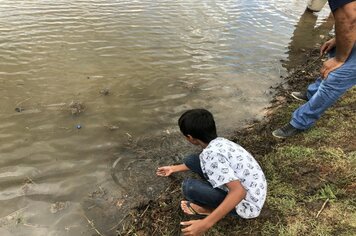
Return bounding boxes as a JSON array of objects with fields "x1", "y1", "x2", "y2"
[{"x1": 199, "y1": 137, "x2": 267, "y2": 219}]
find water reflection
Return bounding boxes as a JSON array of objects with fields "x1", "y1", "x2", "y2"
[{"x1": 283, "y1": 9, "x2": 334, "y2": 71}]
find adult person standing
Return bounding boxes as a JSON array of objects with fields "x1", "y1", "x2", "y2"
[{"x1": 273, "y1": 0, "x2": 356, "y2": 138}]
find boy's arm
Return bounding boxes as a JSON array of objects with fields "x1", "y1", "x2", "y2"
[
  {"x1": 181, "y1": 180, "x2": 246, "y2": 235},
  {"x1": 156, "y1": 164, "x2": 189, "y2": 176}
]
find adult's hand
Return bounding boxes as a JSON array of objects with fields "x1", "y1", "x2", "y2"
[
  {"x1": 320, "y1": 38, "x2": 336, "y2": 56},
  {"x1": 320, "y1": 57, "x2": 344, "y2": 79},
  {"x1": 181, "y1": 219, "x2": 210, "y2": 236}
]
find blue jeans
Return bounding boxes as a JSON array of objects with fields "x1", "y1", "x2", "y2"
[
  {"x1": 182, "y1": 154, "x2": 238, "y2": 216},
  {"x1": 291, "y1": 45, "x2": 356, "y2": 130}
]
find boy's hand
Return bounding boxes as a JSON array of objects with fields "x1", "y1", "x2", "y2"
[
  {"x1": 156, "y1": 166, "x2": 174, "y2": 176},
  {"x1": 181, "y1": 220, "x2": 210, "y2": 236}
]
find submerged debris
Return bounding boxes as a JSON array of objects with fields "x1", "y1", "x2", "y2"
[
  {"x1": 181, "y1": 81, "x2": 198, "y2": 91},
  {"x1": 68, "y1": 101, "x2": 85, "y2": 115},
  {"x1": 104, "y1": 124, "x2": 119, "y2": 131},
  {"x1": 15, "y1": 107, "x2": 24, "y2": 112},
  {"x1": 88, "y1": 187, "x2": 107, "y2": 199},
  {"x1": 116, "y1": 199, "x2": 125, "y2": 208},
  {"x1": 99, "y1": 88, "x2": 110, "y2": 96},
  {"x1": 15, "y1": 98, "x2": 31, "y2": 112},
  {"x1": 0, "y1": 207, "x2": 28, "y2": 228},
  {"x1": 50, "y1": 202, "x2": 69, "y2": 214},
  {"x1": 125, "y1": 133, "x2": 133, "y2": 143}
]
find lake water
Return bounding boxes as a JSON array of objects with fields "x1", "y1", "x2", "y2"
[{"x1": 0, "y1": 0, "x2": 331, "y2": 235}]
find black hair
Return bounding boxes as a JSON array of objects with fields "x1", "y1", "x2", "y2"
[{"x1": 178, "y1": 109, "x2": 217, "y2": 143}]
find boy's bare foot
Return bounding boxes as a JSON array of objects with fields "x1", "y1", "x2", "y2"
[{"x1": 180, "y1": 200, "x2": 212, "y2": 216}]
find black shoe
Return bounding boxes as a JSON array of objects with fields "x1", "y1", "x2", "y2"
[
  {"x1": 272, "y1": 124, "x2": 303, "y2": 138},
  {"x1": 291, "y1": 92, "x2": 308, "y2": 101}
]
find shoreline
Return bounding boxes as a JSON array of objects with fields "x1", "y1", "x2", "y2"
[{"x1": 118, "y1": 46, "x2": 356, "y2": 235}]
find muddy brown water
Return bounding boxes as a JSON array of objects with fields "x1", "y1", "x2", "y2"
[{"x1": 0, "y1": 1, "x2": 331, "y2": 235}]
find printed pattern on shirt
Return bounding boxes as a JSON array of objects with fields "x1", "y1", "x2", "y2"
[{"x1": 200, "y1": 137, "x2": 267, "y2": 219}]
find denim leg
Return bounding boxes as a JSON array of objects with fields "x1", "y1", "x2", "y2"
[
  {"x1": 291, "y1": 46, "x2": 356, "y2": 129},
  {"x1": 305, "y1": 48, "x2": 336, "y2": 99},
  {"x1": 183, "y1": 154, "x2": 205, "y2": 179},
  {"x1": 182, "y1": 178, "x2": 238, "y2": 216},
  {"x1": 306, "y1": 78, "x2": 322, "y2": 99}
]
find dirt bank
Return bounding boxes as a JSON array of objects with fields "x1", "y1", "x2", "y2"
[{"x1": 118, "y1": 47, "x2": 356, "y2": 235}]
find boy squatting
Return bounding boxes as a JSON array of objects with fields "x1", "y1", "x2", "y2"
[{"x1": 156, "y1": 109, "x2": 267, "y2": 236}]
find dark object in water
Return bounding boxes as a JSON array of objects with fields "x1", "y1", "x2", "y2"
[
  {"x1": 100, "y1": 88, "x2": 110, "y2": 96},
  {"x1": 15, "y1": 107, "x2": 24, "y2": 112}
]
